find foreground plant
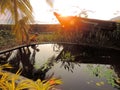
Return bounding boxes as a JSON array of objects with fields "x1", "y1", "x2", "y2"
[
  {"x1": 20, "y1": 78, "x2": 62, "y2": 90},
  {"x1": 0, "y1": 63, "x2": 62, "y2": 90}
]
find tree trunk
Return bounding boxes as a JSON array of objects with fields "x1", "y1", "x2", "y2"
[{"x1": 13, "y1": 0, "x2": 18, "y2": 24}]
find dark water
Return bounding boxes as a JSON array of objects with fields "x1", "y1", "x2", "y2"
[{"x1": 0, "y1": 43, "x2": 120, "y2": 90}]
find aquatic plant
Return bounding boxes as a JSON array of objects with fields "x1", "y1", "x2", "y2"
[
  {"x1": 61, "y1": 51, "x2": 75, "y2": 62},
  {"x1": 59, "y1": 51, "x2": 81, "y2": 72},
  {"x1": 86, "y1": 64, "x2": 120, "y2": 88}
]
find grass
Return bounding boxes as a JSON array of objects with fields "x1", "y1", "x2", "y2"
[
  {"x1": 0, "y1": 30, "x2": 17, "y2": 50},
  {"x1": 0, "y1": 26, "x2": 120, "y2": 51},
  {"x1": 0, "y1": 27, "x2": 120, "y2": 90}
]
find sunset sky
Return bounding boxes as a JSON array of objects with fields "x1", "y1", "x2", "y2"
[{"x1": 30, "y1": 0, "x2": 120, "y2": 24}]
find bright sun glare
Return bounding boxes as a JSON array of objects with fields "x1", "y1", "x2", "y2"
[{"x1": 30, "y1": 0, "x2": 120, "y2": 24}]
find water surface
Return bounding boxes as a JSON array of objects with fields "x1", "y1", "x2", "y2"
[{"x1": 0, "y1": 43, "x2": 120, "y2": 90}]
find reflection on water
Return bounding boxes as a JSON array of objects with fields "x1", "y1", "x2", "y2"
[
  {"x1": 47, "y1": 63, "x2": 119, "y2": 90},
  {"x1": 1, "y1": 44, "x2": 63, "y2": 80},
  {"x1": 0, "y1": 43, "x2": 120, "y2": 90}
]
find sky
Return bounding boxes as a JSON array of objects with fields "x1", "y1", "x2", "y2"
[{"x1": 30, "y1": 0, "x2": 120, "y2": 24}]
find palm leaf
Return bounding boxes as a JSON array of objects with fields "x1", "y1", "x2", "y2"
[
  {"x1": 17, "y1": 1, "x2": 34, "y2": 22},
  {"x1": 46, "y1": 0, "x2": 54, "y2": 8},
  {"x1": 16, "y1": 79, "x2": 35, "y2": 90}
]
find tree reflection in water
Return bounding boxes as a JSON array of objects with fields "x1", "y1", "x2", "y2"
[
  {"x1": 85, "y1": 64, "x2": 120, "y2": 88},
  {"x1": 0, "y1": 52, "x2": 12, "y2": 64},
  {"x1": 2, "y1": 44, "x2": 62, "y2": 80},
  {"x1": 55, "y1": 43, "x2": 120, "y2": 89},
  {"x1": 0, "y1": 43, "x2": 120, "y2": 89},
  {"x1": 5, "y1": 45, "x2": 40, "y2": 79}
]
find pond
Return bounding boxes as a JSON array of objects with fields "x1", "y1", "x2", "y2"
[{"x1": 0, "y1": 43, "x2": 120, "y2": 90}]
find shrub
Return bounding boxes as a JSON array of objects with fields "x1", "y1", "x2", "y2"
[{"x1": 0, "y1": 63, "x2": 62, "y2": 90}]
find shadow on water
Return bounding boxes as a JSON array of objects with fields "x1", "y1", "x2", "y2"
[
  {"x1": 0, "y1": 43, "x2": 120, "y2": 90},
  {"x1": 4, "y1": 45, "x2": 40, "y2": 79},
  {"x1": 0, "y1": 44, "x2": 63, "y2": 80}
]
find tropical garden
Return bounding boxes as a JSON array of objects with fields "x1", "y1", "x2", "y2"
[
  {"x1": 0, "y1": 0, "x2": 62, "y2": 90},
  {"x1": 0, "y1": 0, "x2": 120, "y2": 90},
  {"x1": 0, "y1": 0, "x2": 120, "y2": 50}
]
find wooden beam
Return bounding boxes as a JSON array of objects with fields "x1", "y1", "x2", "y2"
[{"x1": 0, "y1": 43, "x2": 36, "y2": 54}]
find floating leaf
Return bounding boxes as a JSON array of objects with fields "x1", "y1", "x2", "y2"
[
  {"x1": 116, "y1": 78, "x2": 120, "y2": 84},
  {"x1": 96, "y1": 82, "x2": 101, "y2": 86},
  {"x1": 100, "y1": 81, "x2": 104, "y2": 85}
]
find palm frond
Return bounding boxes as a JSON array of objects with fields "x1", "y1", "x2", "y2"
[
  {"x1": 17, "y1": 1, "x2": 34, "y2": 23},
  {"x1": 46, "y1": 0, "x2": 54, "y2": 8}
]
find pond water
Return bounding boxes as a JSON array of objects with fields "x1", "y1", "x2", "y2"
[{"x1": 0, "y1": 43, "x2": 120, "y2": 90}]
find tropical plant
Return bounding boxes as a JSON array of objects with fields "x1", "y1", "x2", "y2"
[
  {"x1": 12, "y1": 17, "x2": 31, "y2": 43},
  {"x1": 0, "y1": 0, "x2": 34, "y2": 44},
  {"x1": 0, "y1": 63, "x2": 62, "y2": 90},
  {"x1": 86, "y1": 64, "x2": 120, "y2": 88},
  {"x1": 27, "y1": 78, "x2": 62, "y2": 90},
  {"x1": 0, "y1": 0, "x2": 33, "y2": 24},
  {"x1": 59, "y1": 51, "x2": 81, "y2": 72},
  {"x1": 61, "y1": 51, "x2": 75, "y2": 62}
]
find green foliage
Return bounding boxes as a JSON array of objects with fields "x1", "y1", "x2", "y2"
[
  {"x1": 61, "y1": 51, "x2": 75, "y2": 61},
  {"x1": 1, "y1": 24, "x2": 120, "y2": 50},
  {"x1": 0, "y1": 30, "x2": 14, "y2": 39},
  {"x1": 37, "y1": 33, "x2": 55, "y2": 42},
  {"x1": 86, "y1": 64, "x2": 120, "y2": 88},
  {"x1": 60, "y1": 61, "x2": 79, "y2": 73},
  {"x1": 0, "y1": 30, "x2": 16, "y2": 49},
  {"x1": 60, "y1": 51, "x2": 81, "y2": 72},
  {"x1": 41, "y1": 56, "x2": 55, "y2": 71},
  {"x1": 0, "y1": 0, "x2": 34, "y2": 44}
]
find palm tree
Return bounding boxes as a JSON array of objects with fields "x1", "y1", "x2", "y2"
[
  {"x1": 0, "y1": 0, "x2": 33, "y2": 23},
  {"x1": 0, "y1": 0, "x2": 34, "y2": 43}
]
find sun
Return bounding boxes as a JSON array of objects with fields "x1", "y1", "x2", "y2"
[{"x1": 30, "y1": 0, "x2": 120, "y2": 24}]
